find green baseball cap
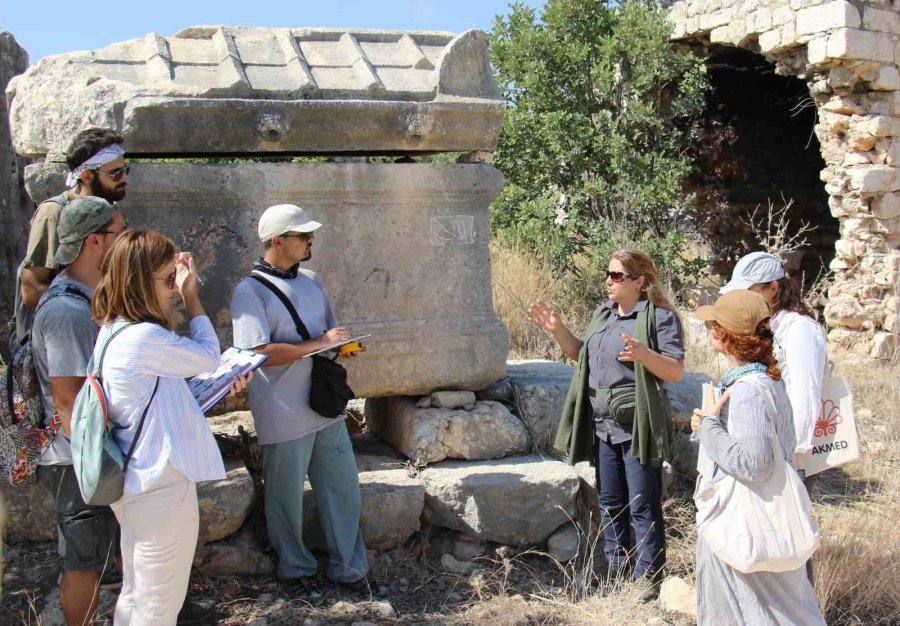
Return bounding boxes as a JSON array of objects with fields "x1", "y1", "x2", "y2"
[{"x1": 54, "y1": 196, "x2": 118, "y2": 266}]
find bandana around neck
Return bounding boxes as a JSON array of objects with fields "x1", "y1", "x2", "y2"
[
  {"x1": 65, "y1": 144, "x2": 125, "y2": 187},
  {"x1": 719, "y1": 362, "x2": 769, "y2": 390},
  {"x1": 252, "y1": 258, "x2": 300, "y2": 280}
]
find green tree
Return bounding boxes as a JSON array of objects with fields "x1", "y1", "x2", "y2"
[{"x1": 490, "y1": 0, "x2": 709, "y2": 293}]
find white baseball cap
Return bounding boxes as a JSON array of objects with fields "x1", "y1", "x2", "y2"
[
  {"x1": 258, "y1": 204, "x2": 322, "y2": 242},
  {"x1": 720, "y1": 251, "x2": 785, "y2": 294}
]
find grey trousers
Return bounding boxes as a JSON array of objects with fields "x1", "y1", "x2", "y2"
[{"x1": 262, "y1": 421, "x2": 368, "y2": 582}]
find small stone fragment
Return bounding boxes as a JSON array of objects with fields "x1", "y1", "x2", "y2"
[
  {"x1": 430, "y1": 390, "x2": 477, "y2": 409},
  {"x1": 416, "y1": 396, "x2": 432, "y2": 408},
  {"x1": 546, "y1": 523, "x2": 580, "y2": 562},
  {"x1": 373, "y1": 600, "x2": 396, "y2": 617},
  {"x1": 441, "y1": 553, "x2": 478, "y2": 575}
]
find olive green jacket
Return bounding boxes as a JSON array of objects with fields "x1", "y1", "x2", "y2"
[{"x1": 553, "y1": 301, "x2": 673, "y2": 467}]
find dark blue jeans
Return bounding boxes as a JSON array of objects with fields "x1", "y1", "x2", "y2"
[{"x1": 594, "y1": 435, "x2": 665, "y2": 581}]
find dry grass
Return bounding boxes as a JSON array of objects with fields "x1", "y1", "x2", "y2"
[{"x1": 491, "y1": 239, "x2": 900, "y2": 625}]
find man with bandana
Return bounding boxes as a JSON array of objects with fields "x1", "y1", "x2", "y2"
[{"x1": 11, "y1": 127, "x2": 128, "y2": 351}]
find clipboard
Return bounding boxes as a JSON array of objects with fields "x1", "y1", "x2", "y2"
[{"x1": 187, "y1": 347, "x2": 268, "y2": 414}]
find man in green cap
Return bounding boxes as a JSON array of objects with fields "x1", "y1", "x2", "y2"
[{"x1": 31, "y1": 196, "x2": 125, "y2": 626}]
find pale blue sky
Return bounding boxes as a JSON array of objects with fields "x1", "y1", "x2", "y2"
[{"x1": 2, "y1": 0, "x2": 541, "y2": 65}]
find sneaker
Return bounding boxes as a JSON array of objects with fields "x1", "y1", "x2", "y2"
[
  {"x1": 99, "y1": 568, "x2": 123, "y2": 590},
  {"x1": 282, "y1": 576, "x2": 325, "y2": 607},
  {"x1": 176, "y1": 599, "x2": 214, "y2": 625}
]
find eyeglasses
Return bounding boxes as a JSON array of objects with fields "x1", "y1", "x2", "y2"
[
  {"x1": 154, "y1": 271, "x2": 177, "y2": 290},
  {"x1": 93, "y1": 165, "x2": 130, "y2": 181},
  {"x1": 606, "y1": 271, "x2": 637, "y2": 283}
]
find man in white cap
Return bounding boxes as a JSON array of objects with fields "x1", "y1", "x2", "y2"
[
  {"x1": 721, "y1": 250, "x2": 827, "y2": 582},
  {"x1": 12, "y1": 128, "x2": 129, "y2": 350},
  {"x1": 229, "y1": 204, "x2": 368, "y2": 605}
]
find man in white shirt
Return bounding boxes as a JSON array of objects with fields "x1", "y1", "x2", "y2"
[
  {"x1": 32, "y1": 197, "x2": 125, "y2": 626},
  {"x1": 230, "y1": 204, "x2": 368, "y2": 605}
]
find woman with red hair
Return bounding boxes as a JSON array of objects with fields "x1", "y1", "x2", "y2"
[{"x1": 691, "y1": 290, "x2": 824, "y2": 625}]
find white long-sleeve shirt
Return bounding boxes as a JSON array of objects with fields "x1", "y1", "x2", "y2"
[
  {"x1": 98, "y1": 316, "x2": 226, "y2": 494},
  {"x1": 770, "y1": 309, "x2": 828, "y2": 454}
]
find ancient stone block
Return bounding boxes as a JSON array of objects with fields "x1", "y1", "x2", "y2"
[
  {"x1": 25, "y1": 161, "x2": 509, "y2": 398},
  {"x1": 863, "y1": 7, "x2": 900, "y2": 34},
  {"x1": 420, "y1": 455, "x2": 581, "y2": 545},
  {"x1": 796, "y1": 1, "x2": 860, "y2": 37},
  {"x1": 825, "y1": 296, "x2": 867, "y2": 329},
  {"x1": 0, "y1": 478, "x2": 55, "y2": 542},
  {"x1": 827, "y1": 28, "x2": 895, "y2": 63},
  {"x1": 193, "y1": 544, "x2": 276, "y2": 576},
  {"x1": 871, "y1": 331, "x2": 898, "y2": 359},
  {"x1": 807, "y1": 37, "x2": 829, "y2": 65},
  {"x1": 0, "y1": 32, "x2": 29, "y2": 352},
  {"x1": 505, "y1": 360, "x2": 574, "y2": 451},
  {"x1": 872, "y1": 66, "x2": 900, "y2": 91},
  {"x1": 8, "y1": 28, "x2": 504, "y2": 157},
  {"x1": 366, "y1": 397, "x2": 530, "y2": 464},
  {"x1": 847, "y1": 165, "x2": 898, "y2": 193},
  {"x1": 546, "y1": 523, "x2": 580, "y2": 562},
  {"x1": 197, "y1": 459, "x2": 256, "y2": 544}
]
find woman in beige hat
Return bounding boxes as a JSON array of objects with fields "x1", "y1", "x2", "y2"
[{"x1": 691, "y1": 290, "x2": 824, "y2": 625}]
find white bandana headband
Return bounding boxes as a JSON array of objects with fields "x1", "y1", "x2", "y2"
[{"x1": 65, "y1": 144, "x2": 125, "y2": 187}]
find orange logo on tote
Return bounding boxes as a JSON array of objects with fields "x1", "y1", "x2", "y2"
[{"x1": 815, "y1": 399, "x2": 842, "y2": 437}]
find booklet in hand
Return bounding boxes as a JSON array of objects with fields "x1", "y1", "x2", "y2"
[{"x1": 188, "y1": 347, "x2": 268, "y2": 414}]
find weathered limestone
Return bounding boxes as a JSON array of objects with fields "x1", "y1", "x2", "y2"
[
  {"x1": 546, "y1": 523, "x2": 580, "y2": 562},
  {"x1": 197, "y1": 459, "x2": 256, "y2": 544},
  {"x1": 24, "y1": 161, "x2": 509, "y2": 397},
  {"x1": 0, "y1": 478, "x2": 55, "y2": 542},
  {"x1": 7, "y1": 28, "x2": 503, "y2": 157},
  {"x1": 0, "y1": 32, "x2": 29, "y2": 354},
  {"x1": 420, "y1": 455, "x2": 581, "y2": 546},
  {"x1": 303, "y1": 454, "x2": 425, "y2": 551},
  {"x1": 505, "y1": 359, "x2": 574, "y2": 451},
  {"x1": 659, "y1": 576, "x2": 698, "y2": 620},
  {"x1": 366, "y1": 396, "x2": 530, "y2": 464},
  {"x1": 670, "y1": 0, "x2": 900, "y2": 357}
]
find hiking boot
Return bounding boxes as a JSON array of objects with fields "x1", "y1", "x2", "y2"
[
  {"x1": 282, "y1": 576, "x2": 325, "y2": 606},
  {"x1": 176, "y1": 599, "x2": 214, "y2": 625}
]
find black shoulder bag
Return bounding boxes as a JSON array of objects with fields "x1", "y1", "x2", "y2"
[{"x1": 250, "y1": 273, "x2": 355, "y2": 418}]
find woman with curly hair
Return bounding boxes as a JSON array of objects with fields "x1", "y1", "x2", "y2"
[
  {"x1": 529, "y1": 249, "x2": 683, "y2": 594},
  {"x1": 691, "y1": 290, "x2": 824, "y2": 625}
]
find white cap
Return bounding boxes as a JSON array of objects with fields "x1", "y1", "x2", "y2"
[
  {"x1": 258, "y1": 204, "x2": 322, "y2": 242},
  {"x1": 720, "y1": 251, "x2": 785, "y2": 294}
]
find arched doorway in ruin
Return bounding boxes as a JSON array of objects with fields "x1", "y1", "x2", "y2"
[{"x1": 692, "y1": 44, "x2": 838, "y2": 297}]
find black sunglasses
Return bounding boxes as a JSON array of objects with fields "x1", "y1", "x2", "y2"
[
  {"x1": 606, "y1": 270, "x2": 637, "y2": 283},
  {"x1": 93, "y1": 164, "x2": 131, "y2": 181},
  {"x1": 279, "y1": 232, "x2": 312, "y2": 240}
]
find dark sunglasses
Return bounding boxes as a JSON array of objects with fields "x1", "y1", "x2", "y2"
[
  {"x1": 606, "y1": 270, "x2": 637, "y2": 283},
  {"x1": 93, "y1": 164, "x2": 131, "y2": 181}
]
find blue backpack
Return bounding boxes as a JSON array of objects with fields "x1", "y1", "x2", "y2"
[{"x1": 70, "y1": 321, "x2": 159, "y2": 505}]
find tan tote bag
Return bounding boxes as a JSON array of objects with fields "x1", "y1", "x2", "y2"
[
  {"x1": 795, "y1": 362, "x2": 860, "y2": 477},
  {"x1": 694, "y1": 379, "x2": 820, "y2": 574}
]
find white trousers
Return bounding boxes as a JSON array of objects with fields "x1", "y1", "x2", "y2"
[{"x1": 110, "y1": 464, "x2": 198, "y2": 626}]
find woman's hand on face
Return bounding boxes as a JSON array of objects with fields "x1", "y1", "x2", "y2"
[
  {"x1": 527, "y1": 301, "x2": 562, "y2": 335},
  {"x1": 618, "y1": 334, "x2": 648, "y2": 363},
  {"x1": 175, "y1": 252, "x2": 198, "y2": 299},
  {"x1": 228, "y1": 372, "x2": 253, "y2": 397}
]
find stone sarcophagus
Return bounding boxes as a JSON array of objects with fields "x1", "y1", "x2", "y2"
[{"x1": 8, "y1": 27, "x2": 509, "y2": 397}]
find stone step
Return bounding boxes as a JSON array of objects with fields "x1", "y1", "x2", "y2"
[
  {"x1": 366, "y1": 396, "x2": 531, "y2": 464},
  {"x1": 419, "y1": 455, "x2": 581, "y2": 546}
]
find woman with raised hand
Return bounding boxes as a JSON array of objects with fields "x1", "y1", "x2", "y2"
[
  {"x1": 691, "y1": 290, "x2": 824, "y2": 625},
  {"x1": 529, "y1": 249, "x2": 684, "y2": 596},
  {"x1": 92, "y1": 230, "x2": 248, "y2": 625}
]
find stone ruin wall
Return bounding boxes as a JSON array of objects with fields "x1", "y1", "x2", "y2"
[
  {"x1": 669, "y1": 0, "x2": 900, "y2": 359},
  {"x1": 0, "y1": 33, "x2": 29, "y2": 354},
  {"x1": 6, "y1": 27, "x2": 510, "y2": 395}
]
